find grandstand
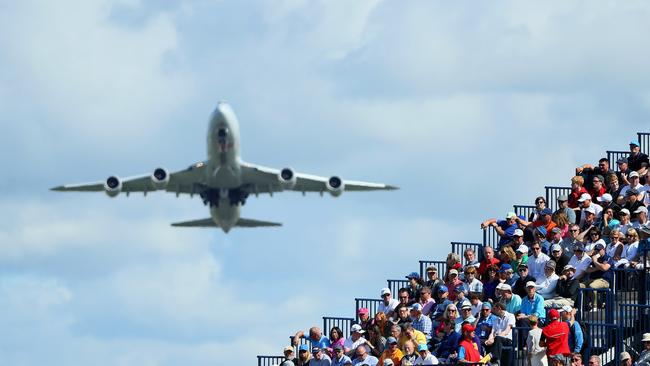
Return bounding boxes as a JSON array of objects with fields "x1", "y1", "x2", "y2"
[{"x1": 258, "y1": 132, "x2": 650, "y2": 366}]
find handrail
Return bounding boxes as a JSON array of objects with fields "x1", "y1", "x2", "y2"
[
  {"x1": 607, "y1": 150, "x2": 630, "y2": 172},
  {"x1": 544, "y1": 186, "x2": 571, "y2": 211},
  {"x1": 638, "y1": 132, "x2": 650, "y2": 155}
]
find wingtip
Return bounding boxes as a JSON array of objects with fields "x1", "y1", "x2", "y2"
[
  {"x1": 386, "y1": 185, "x2": 400, "y2": 190},
  {"x1": 50, "y1": 186, "x2": 65, "y2": 191}
]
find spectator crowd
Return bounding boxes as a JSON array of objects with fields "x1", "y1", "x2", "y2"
[{"x1": 279, "y1": 142, "x2": 650, "y2": 366}]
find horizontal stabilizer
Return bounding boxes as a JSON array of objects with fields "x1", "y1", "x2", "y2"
[{"x1": 171, "y1": 217, "x2": 282, "y2": 228}]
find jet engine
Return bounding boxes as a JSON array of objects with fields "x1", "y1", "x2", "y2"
[
  {"x1": 151, "y1": 167, "x2": 170, "y2": 190},
  {"x1": 326, "y1": 176, "x2": 344, "y2": 197},
  {"x1": 104, "y1": 176, "x2": 122, "y2": 197},
  {"x1": 278, "y1": 167, "x2": 297, "y2": 189}
]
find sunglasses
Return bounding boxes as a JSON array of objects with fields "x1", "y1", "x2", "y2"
[
  {"x1": 518, "y1": 268, "x2": 527, "y2": 272},
  {"x1": 570, "y1": 229, "x2": 579, "y2": 232}
]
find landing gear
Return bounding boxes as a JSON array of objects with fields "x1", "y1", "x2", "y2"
[{"x1": 200, "y1": 188, "x2": 248, "y2": 207}]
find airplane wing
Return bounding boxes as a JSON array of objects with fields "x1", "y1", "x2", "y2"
[
  {"x1": 171, "y1": 217, "x2": 282, "y2": 228},
  {"x1": 50, "y1": 162, "x2": 208, "y2": 195},
  {"x1": 239, "y1": 161, "x2": 398, "y2": 194}
]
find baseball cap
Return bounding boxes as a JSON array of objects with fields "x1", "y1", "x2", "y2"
[
  {"x1": 630, "y1": 171, "x2": 640, "y2": 178},
  {"x1": 333, "y1": 344, "x2": 343, "y2": 351},
  {"x1": 561, "y1": 305, "x2": 573, "y2": 313},
  {"x1": 461, "y1": 323, "x2": 475, "y2": 333},
  {"x1": 351, "y1": 324, "x2": 365, "y2": 333},
  {"x1": 406, "y1": 271, "x2": 420, "y2": 280},
  {"x1": 551, "y1": 244, "x2": 562, "y2": 252},
  {"x1": 312, "y1": 347, "x2": 321, "y2": 354},
  {"x1": 284, "y1": 346, "x2": 294, "y2": 353},
  {"x1": 584, "y1": 206, "x2": 596, "y2": 215},
  {"x1": 513, "y1": 229, "x2": 524, "y2": 237},
  {"x1": 621, "y1": 352, "x2": 631, "y2": 362},
  {"x1": 597, "y1": 193, "x2": 613, "y2": 203},
  {"x1": 497, "y1": 283, "x2": 512, "y2": 291},
  {"x1": 482, "y1": 302, "x2": 492, "y2": 309},
  {"x1": 640, "y1": 222, "x2": 650, "y2": 235},
  {"x1": 518, "y1": 262, "x2": 528, "y2": 268},
  {"x1": 557, "y1": 194, "x2": 568, "y2": 202},
  {"x1": 418, "y1": 344, "x2": 428, "y2": 352},
  {"x1": 634, "y1": 206, "x2": 648, "y2": 214},
  {"x1": 594, "y1": 243, "x2": 605, "y2": 251},
  {"x1": 540, "y1": 208, "x2": 553, "y2": 216},
  {"x1": 438, "y1": 285, "x2": 449, "y2": 293},
  {"x1": 526, "y1": 281, "x2": 536, "y2": 288},
  {"x1": 386, "y1": 336, "x2": 398, "y2": 344},
  {"x1": 358, "y1": 307, "x2": 369, "y2": 315},
  {"x1": 380, "y1": 288, "x2": 391, "y2": 296},
  {"x1": 454, "y1": 285, "x2": 468, "y2": 294},
  {"x1": 563, "y1": 264, "x2": 576, "y2": 272},
  {"x1": 549, "y1": 308, "x2": 560, "y2": 320},
  {"x1": 643, "y1": 333, "x2": 650, "y2": 342},
  {"x1": 499, "y1": 264, "x2": 512, "y2": 272},
  {"x1": 517, "y1": 244, "x2": 528, "y2": 253},
  {"x1": 630, "y1": 140, "x2": 640, "y2": 147},
  {"x1": 578, "y1": 193, "x2": 592, "y2": 202},
  {"x1": 617, "y1": 157, "x2": 628, "y2": 164},
  {"x1": 627, "y1": 188, "x2": 640, "y2": 195},
  {"x1": 410, "y1": 303, "x2": 423, "y2": 312},
  {"x1": 551, "y1": 227, "x2": 562, "y2": 234},
  {"x1": 574, "y1": 243, "x2": 585, "y2": 252},
  {"x1": 506, "y1": 212, "x2": 517, "y2": 219},
  {"x1": 545, "y1": 260, "x2": 556, "y2": 269},
  {"x1": 620, "y1": 208, "x2": 631, "y2": 216},
  {"x1": 536, "y1": 226, "x2": 547, "y2": 236},
  {"x1": 449, "y1": 269, "x2": 459, "y2": 276},
  {"x1": 299, "y1": 345, "x2": 309, "y2": 352},
  {"x1": 461, "y1": 303, "x2": 472, "y2": 310}
]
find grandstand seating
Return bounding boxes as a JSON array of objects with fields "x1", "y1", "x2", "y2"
[{"x1": 257, "y1": 132, "x2": 650, "y2": 366}]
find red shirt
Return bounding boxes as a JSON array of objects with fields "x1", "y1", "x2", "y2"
[
  {"x1": 541, "y1": 320, "x2": 571, "y2": 356},
  {"x1": 568, "y1": 187, "x2": 587, "y2": 209},
  {"x1": 478, "y1": 258, "x2": 501, "y2": 277}
]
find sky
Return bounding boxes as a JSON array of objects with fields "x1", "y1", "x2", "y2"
[{"x1": 1, "y1": 1, "x2": 650, "y2": 365}]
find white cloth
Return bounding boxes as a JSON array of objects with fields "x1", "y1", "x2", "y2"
[
  {"x1": 584, "y1": 239, "x2": 606, "y2": 252},
  {"x1": 493, "y1": 311, "x2": 516, "y2": 340},
  {"x1": 526, "y1": 327, "x2": 547, "y2": 366},
  {"x1": 528, "y1": 253, "x2": 551, "y2": 280},
  {"x1": 625, "y1": 241, "x2": 640, "y2": 262},
  {"x1": 568, "y1": 254, "x2": 592, "y2": 279},
  {"x1": 414, "y1": 353, "x2": 439, "y2": 365},
  {"x1": 344, "y1": 336, "x2": 368, "y2": 354},
  {"x1": 378, "y1": 299, "x2": 399, "y2": 315},
  {"x1": 535, "y1": 273, "x2": 559, "y2": 299},
  {"x1": 471, "y1": 300, "x2": 483, "y2": 318},
  {"x1": 619, "y1": 183, "x2": 643, "y2": 199},
  {"x1": 579, "y1": 203, "x2": 603, "y2": 226}
]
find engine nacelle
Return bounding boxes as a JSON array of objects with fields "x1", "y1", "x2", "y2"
[
  {"x1": 104, "y1": 176, "x2": 122, "y2": 197},
  {"x1": 326, "y1": 176, "x2": 344, "y2": 197},
  {"x1": 278, "y1": 167, "x2": 297, "y2": 189},
  {"x1": 151, "y1": 167, "x2": 170, "y2": 190}
]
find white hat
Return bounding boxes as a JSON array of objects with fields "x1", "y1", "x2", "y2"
[
  {"x1": 513, "y1": 229, "x2": 524, "y2": 237},
  {"x1": 380, "y1": 288, "x2": 391, "y2": 296},
  {"x1": 351, "y1": 324, "x2": 365, "y2": 333},
  {"x1": 578, "y1": 193, "x2": 592, "y2": 202},
  {"x1": 500, "y1": 284, "x2": 512, "y2": 291},
  {"x1": 643, "y1": 332, "x2": 650, "y2": 342},
  {"x1": 551, "y1": 244, "x2": 562, "y2": 252},
  {"x1": 597, "y1": 193, "x2": 613, "y2": 203},
  {"x1": 560, "y1": 305, "x2": 573, "y2": 313},
  {"x1": 449, "y1": 269, "x2": 459, "y2": 276},
  {"x1": 630, "y1": 171, "x2": 640, "y2": 178},
  {"x1": 526, "y1": 281, "x2": 536, "y2": 288},
  {"x1": 517, "y1": 244, "x2": 528, "y2": 253},
  {"x1": 634, "y1": 206, "x2": 648, "y2": 214},
  {"x1": 620, "y1": 208, "x2": 631, "y2": 216},
  {"x1": 284, "y1": 346, "x2": 294, "y2": 353},
  {"x1": 620, "y1": 352, "x2": 631, "y2": 361},
  {"x1": 585, "y1": 206, "x2": 596, "y2": 214},
  {"x1": 640, "y1": 222, "x2": 650, "y2": 235}
]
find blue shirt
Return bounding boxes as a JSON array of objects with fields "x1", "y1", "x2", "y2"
[
  {"x1": 331, "y1": 355, "x2": 352, "y2": 366},
  {"x1": 476, "y1": 314, "x2": 498, "y2": 339},
  {"x1": 520, "y1": 294, "x2": 546, "y2": 321},
  {"x1": 567, "y1": 321, "x2": 584, "y2": 353},
  {"x1": 436, "y1": 331, "x2": 460, "y2": 359},
  {"x1": 497, "y1": 220, "x2": 518, "y2": 247},
  {"x1": 411, "y1": 314, "x2": 433, "y2": 338},
  {"x1": 305, "y1": 335, "x2": 331, "y2": 349}
]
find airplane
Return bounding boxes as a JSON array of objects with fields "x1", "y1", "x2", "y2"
[{"x1": 51, "y1": 102, "x2": 398, "y2": 232}]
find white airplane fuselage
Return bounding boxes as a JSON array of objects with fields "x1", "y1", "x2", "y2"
[{"x1": 205, "y1": 102, "x2": 243, "y2": 232}]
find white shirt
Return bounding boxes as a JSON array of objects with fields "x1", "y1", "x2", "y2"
[
  {"x1": 378, "y1": 299, "x2": 399, "y2": 315},
  {"x1": 568, "y1": 254, "x2": 592, "y2": 279},
  {"x1": 344, "y1": 336, "x2": 368, "y2": 354},
  {"x1": 528, "y1": 253, "x2": 551, "y2": 280},
  {"x1": 640, "y1": 184, "x2": 650, "y2": 205},
  {"x1": 535, "y1": 272, "x2": 559, "y2": 299},
  {"x1": 465, "y1": 278, "x2": 483, "y2": 293},
  {"x1": 625, "y1": 241, "x2": 640, "y2": 262},
  {"x1": 579, "y1": 203, "x2": 603, "y2": 226},
  {"x1": 619, "y1": 183, "x2": 644, "y2": 200},
  {"x1": 471, "y1": 300, "x2": 483, "y2": 318},
  {"x1": 493, "y1": 311, "x2": 516, "y2": 340},
  {"x1": 415, "y1": 353, "x2": 439, "y2": 365}
]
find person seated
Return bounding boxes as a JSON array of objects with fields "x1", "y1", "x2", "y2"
[
  {"x1": 560, "y1": 224, "x2": 583, "y2": 254},
  {"x1": 474, "y1": 302, "x2": 497, "y2": 349},
  {"x1": 454, "y1": 285, "x2": 470, "y2": 309},
  {"x1": 512, "y1": 242, "x2": 529, "y2": 272},
  {"x1": 469, "y1": 294, "x2": 483, "y2": 318},
  {"x1": 418, "y1": 286, "x2": 435, "y2": 317},
  {"x1": 457, "y1": 324, "x2": 482, "y2": 364},
  {"x1": 633, "y1": 206, "x2": 649, "y2": 230},
  {"x1": 293, "y1": 326, "x2": 331, "y2": 349},
  {"x1": 569, "y1": 176, "x2": 588, "y2": 209},
  {"x1": 517, "y1": 282, "x2": 546, "y2": 326},
  {"x1": 344, "y1": 324, "x2": 370, "y2": 357},
  {"x1": 433, "y1": 319, "x2": 460, "y2": 362},
  {"x1": 405, "y1": 272, "x2": 423, "y2": 303},
  {"x1": 498, "y1": 263, "x2": 518, "y2": 287},
  {"x1": 424, "y1": 266, "x2": 444, "y2": 303},
  {"x1": 463, "y1": 266, "x2": 483, "y2": 297},
  {"x1": 481, "y1": 265, "x2": 500, "y2": 302},
  {"x1": 545, "y1": 264, "x2": 580, "y2": 308},
  {"x1": 414, "y1": 343, "x2": 439, "y2": 365},
  {"x1": 528, "y1": 240, "x2": 551, "y2": 280},
  {"x1": 499, "y1": 283, "x2": 521, "y2": 314},
  {"x1": 332, "y1": 345, "x2": 353, "y2": 366},
  {"x1": 409, "y1": 304, "x2": 432, "y2": 341},
  {"x1": 455, "y1": 303, "x2": 476, "y2": 333},
  {"x1": 589, "y1": 174, "x2": 606, "y2": 202},
  {"x1": 481, "y1": 212, "x2": 519, "y2": 249},
  {"x1": 400, "y1": 340, "x2": 418, "y2": 365},
  {"x1": 394, "y1": 288, "x2": 413, "y2": 317},
  {"x1": 477, "y1": 246, "x2": 501, "y2": 277},
  {"x1": 577, "y1": 194, "x2": 603, "y2": 227},
  {"x1": 378, "y1": 337, "x2": 403, "y2": 366},
  {"x1": 445, "y1": 269, "x2": 464, "y2": 301},
  {"x1": 568, "y1": 244, "x2": 592, "y2": 281},
  {"x1": 623, "y1": 188, "x2": 645, "y2": 219},
  {"x1": 378, "y1": 288, "x2": 400, "y2": 319},
  {"x1": 513, "y1": 263, "x2": 536, "y2": 298},
  {"x1": 550, "y1": 244, "x2": 571, "y2": 276},
  {"x1": 309, "y1": 347, "x2": 333, "y2": 366},
  {"x1": 535, "y1": 260, "x2": 559, "y2": 300},
  {"x1": 582, "y1": 243, "x2": 614, "y2": 309},
  {"x1": 430, "y1": 286, "x2": 453, "y2": 329},
  {"x1": 462, "y1": 248, "x2": 480, "y2": 272},
  {"x1": 555, "y1": 194, "x2": 577, "y2": 224},
  {"x1": 352, "y1": 344, "x2": 379, "y2": 366},
  {"x1": 395, "y1": 306, "x2": 412, "y2": 327},
  {"x1": 485, "y1": 302, "x2": 515, "y2": 366},
  {"x1": 619, "y1": 171, "x2": 644, "y2": 205}
]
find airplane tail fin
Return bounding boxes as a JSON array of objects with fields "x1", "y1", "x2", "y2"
[{"x1": 171, "y1": 217, "x2": 282, "y2": 228}]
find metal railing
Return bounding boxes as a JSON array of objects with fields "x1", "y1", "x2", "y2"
[
  {"x1": 610, "y1": 269, "x2": 645, "y2": 306},
  {"x1": 618, "y1": 304, "x2": 650, "y2": 357},
  {"x1": 513, "y1": 204, "x2": 536, "y2": 220},
  {"x1": 583, "y1": 322, "x2": 620, "y2": 365},
  {"x1": 638, "y1": 132, "x2": 650, "y2": 155},
  {"x1": 575, "y1": 288, "x2": 614, "y2": 324},
  {"x1": 323, "y1": 316, "x2": 355, "y2": 338},
  {"x1": 418, "y1": 260, "x2": 447, "y2": 279},
  {"x1": 451, "y1": 241, "x2": 484, "y2": 262},
  {"x1": 387, "y1": 279, "x2": 409, "y2": 297},
  {"x1": 355, "y1": 298, "x2": 382, "y2": 321},
  {"x1": 607, "y1": 150, "x2": 630, "y2": 171},
  {"x1": 545, "y1": 186, "x2": 572, "y2": 211},
  {"x1": 258, "y1": 355, "x2": 285, "y2": 366},
  {"x1": 482, "y1": 226, "x2": 499, "y2": 248}
]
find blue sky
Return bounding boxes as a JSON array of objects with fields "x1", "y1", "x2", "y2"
[{"x1": 1, "y1": 1, "x2": 650, "y2": 365}]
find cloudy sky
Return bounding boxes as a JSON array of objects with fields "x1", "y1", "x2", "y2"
[{"x1": 1, "y1": 1, "x2": 649, "y2": 365}]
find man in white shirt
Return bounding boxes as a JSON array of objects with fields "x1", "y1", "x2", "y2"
[
  {"x1": 344, "y1": 324, "x2": 369, "y2": 357},
  {"x1": 485, "y1": 302, "x2": 515, "y2": 366},
  {"x1": 535, "y1": 260, "x2": 559, "y2": 299},
  {"x1": 619, "y1": 171, "x2": 644, "y2": 204},
  {"x1": 578, "y1": 193, "x2": 603, "y2": 226},
  {"x1": 378, "y1": 288, "x2": 399, "y2": 318},
  {"x1": 528, "y1": 242, "x2": 551, "y2": 280},
  {"x1": 567, "y1": 244, "x2": 592, "y2": 281},
  {"x1": 414, "y1": 343, "x2": 439, "y2": 365}
]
